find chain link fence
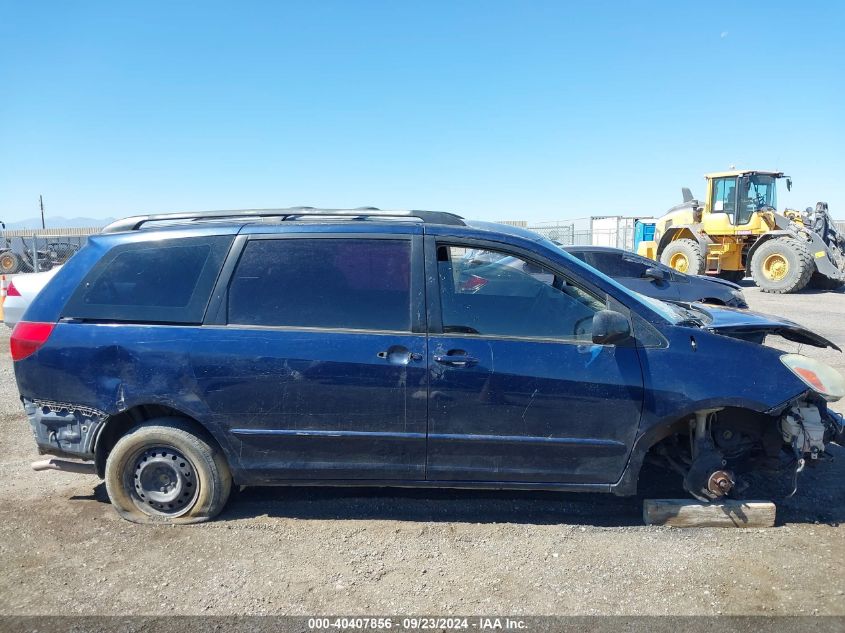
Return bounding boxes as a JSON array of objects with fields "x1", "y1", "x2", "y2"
[{"x1": 0, "y1": 228, "x2": 100, "y2": 276}]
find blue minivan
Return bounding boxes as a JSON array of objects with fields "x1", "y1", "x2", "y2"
[{"x1": 12, "y1": 209, "x2": 845, "y2": 523}]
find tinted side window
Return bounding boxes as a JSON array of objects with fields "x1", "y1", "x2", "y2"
[
  {"x1": 228, "y1": 238, "x2": 411, "y2": 331},
  {"x1": 587, "y1": 252, "x2": 649, "y2": 278},
  {"x1": 438, "y1": 246, "x2": 603, "y2": 340},
  {"x1": 64, "y1": 236, "x2": 232, "y2": 323}
]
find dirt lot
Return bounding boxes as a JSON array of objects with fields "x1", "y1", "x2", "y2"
[{"x1": 1, "y1": 284, "x2": 844, "y2": 616}]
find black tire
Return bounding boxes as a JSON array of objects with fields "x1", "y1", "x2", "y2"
[
  {"x1": 0, "y1": 251, "x2": 21, "y2": 274},
  {"x1": 718, "y1": 270, "x2": 745, "y2": 283},
  {"x1": 104, "y1": 418, "x2": 232, "y2": 524},
  {"x1": 807, "y1": 272, "x2": 845, "y2": 291},
  {"x1": 750, "y1": 237, "x2": 814, "y2": 294},
  {"x1": 659, "y1": 238, "x2": 705, "y2": 275}
]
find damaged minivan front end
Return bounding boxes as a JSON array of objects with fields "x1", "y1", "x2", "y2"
[{"x1": 642, "y1": 302, "x2": 845, "y2": 502}]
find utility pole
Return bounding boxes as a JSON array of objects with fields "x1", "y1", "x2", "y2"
[{"x1": 39, "y1": 195, "x2": 46, "y2": 229}]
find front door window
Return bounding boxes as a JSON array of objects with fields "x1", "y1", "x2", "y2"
[{"x1": 438, "y1": 246, "x2": 603, "y2": 340}]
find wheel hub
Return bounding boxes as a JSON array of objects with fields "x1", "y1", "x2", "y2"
[
  {"x1": 707, "y1": 470, "x2": 735, "y2": 498},
  {"x1": 669, "y1": 253, "x2": 689, "y2": 273},
  {"x1": 132, "y1": 447, "x2": 197, "y2": 515},
  {"x1": 763, "y1": 253, "x2": 789, "y2": 281}
]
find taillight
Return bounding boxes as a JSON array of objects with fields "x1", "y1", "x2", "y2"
[
  {"x1": 6, "y1": 281, "x2": 21, "y2": 297},
  {"x1": 10, "y1": 321, "x2": 55, "y2": 361}
]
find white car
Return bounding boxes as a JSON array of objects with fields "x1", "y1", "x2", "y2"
[{"x1": 3, "y1": 267, "x2": 61, "y2": 328}]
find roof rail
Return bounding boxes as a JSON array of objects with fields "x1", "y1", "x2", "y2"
[{"x1": 100, "y1": 207, "x2": 465, "y2": 233}]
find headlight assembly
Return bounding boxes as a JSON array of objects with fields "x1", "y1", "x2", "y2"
[{"x1": 780, "y1": 354, "x2": 845, "y2": 402}]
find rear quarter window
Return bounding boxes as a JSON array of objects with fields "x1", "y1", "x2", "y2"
[{"x1": 63, "y1": 235, "x2": 233, "y2": 323}]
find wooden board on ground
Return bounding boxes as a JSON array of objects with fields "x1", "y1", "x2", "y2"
[{"x1": 643, "y1": 499, "x2": 776, "y2": 528}]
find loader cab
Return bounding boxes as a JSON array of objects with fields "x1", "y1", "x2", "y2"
[{"x1": 705, "y1": 171, "x2": 782, "y2": 229}]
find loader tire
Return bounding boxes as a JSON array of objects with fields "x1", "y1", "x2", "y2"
[
  {"x1": 660, "y1": 239, "x2": 705, "y2": 275},
  {"x1": 750, "y1": 237, "x2": 814, "y2": 294},
  {"x1": 808, "y1": 272, "x2": 844, "y2": 291},
  {"x1": 0, "y1": 252, "x2": 21, "y2": 274}
]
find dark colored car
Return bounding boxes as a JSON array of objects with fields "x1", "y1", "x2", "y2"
[
  {"x1": 563, "y1": 246, "x2": 748, "y2": 308},
  {"x1": 12, "y1": 209, "x2": 845, "y2": 524}
]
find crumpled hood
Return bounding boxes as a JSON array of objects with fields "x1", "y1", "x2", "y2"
[
  {"x1": 691, "y1": 274, "x2": 742, "y2": 290},
  {"x1": 694, "y1": 304, "x2": 841, "y2": 351}
]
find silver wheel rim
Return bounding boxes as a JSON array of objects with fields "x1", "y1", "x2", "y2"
[{"x1": 128, "y1": 446, "x2": 199, "y2": 517}]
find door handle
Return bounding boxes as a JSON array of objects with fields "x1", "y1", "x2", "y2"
[
  {"x1": 377, "y1": 346, "x2": 423, "y2": 365},
  {"x1": 433, "y1": 354, "x2": 478, "y2": 368}
]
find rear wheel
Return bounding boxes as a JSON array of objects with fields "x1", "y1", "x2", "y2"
[
  {"x1": 0, "y1": 251, "x2": 21, "y2": 274},
  {"x1": 104, "y1": 418, "x2": 232, "y2": 524},
  {"x1": 660, "y1": 238, "x2": 705, "y2": 275},
  {"x1": 750, "y1": 237, "x2": 814, "y2": 294}
]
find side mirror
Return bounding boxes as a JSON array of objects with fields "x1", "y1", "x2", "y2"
[
  {"x1": 591, "y1": 310, "x2": 631, "y2": 345},
  {"x1": 643, "y1": 266, "x2": 666, "y2": 281},
  {"x1": 522, "y1": 261, "x2": 543, "y2": 274}
]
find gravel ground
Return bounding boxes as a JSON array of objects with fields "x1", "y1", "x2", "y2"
[{"x1": 0, "y1": 283, "x2": 843, "y2": 616}]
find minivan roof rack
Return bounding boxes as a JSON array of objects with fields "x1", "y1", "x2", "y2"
[{"x1": 101, "y1": 207, "x2": 466, "y2": 233}]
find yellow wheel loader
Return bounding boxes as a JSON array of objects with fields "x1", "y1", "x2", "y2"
[{"x1": 636, "y1": 170, "x2": 845, "y2": 293}]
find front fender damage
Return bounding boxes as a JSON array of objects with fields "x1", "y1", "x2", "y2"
[{"x1": 648, "y1": 393, "x2": 844, "y2": 502}]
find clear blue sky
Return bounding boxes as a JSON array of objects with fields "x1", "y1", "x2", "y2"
[{"x1": 1, "y1": 1, "x2": 843, "y2": 225}]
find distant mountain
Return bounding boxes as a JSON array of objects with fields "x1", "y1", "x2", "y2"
[{"x1": 2, "y1": 216, "x2": 115, "y2": 230}]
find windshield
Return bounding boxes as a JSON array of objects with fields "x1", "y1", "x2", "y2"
[{"x1": 738, "y1": 174, "x2": 777, "y2": 224}]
